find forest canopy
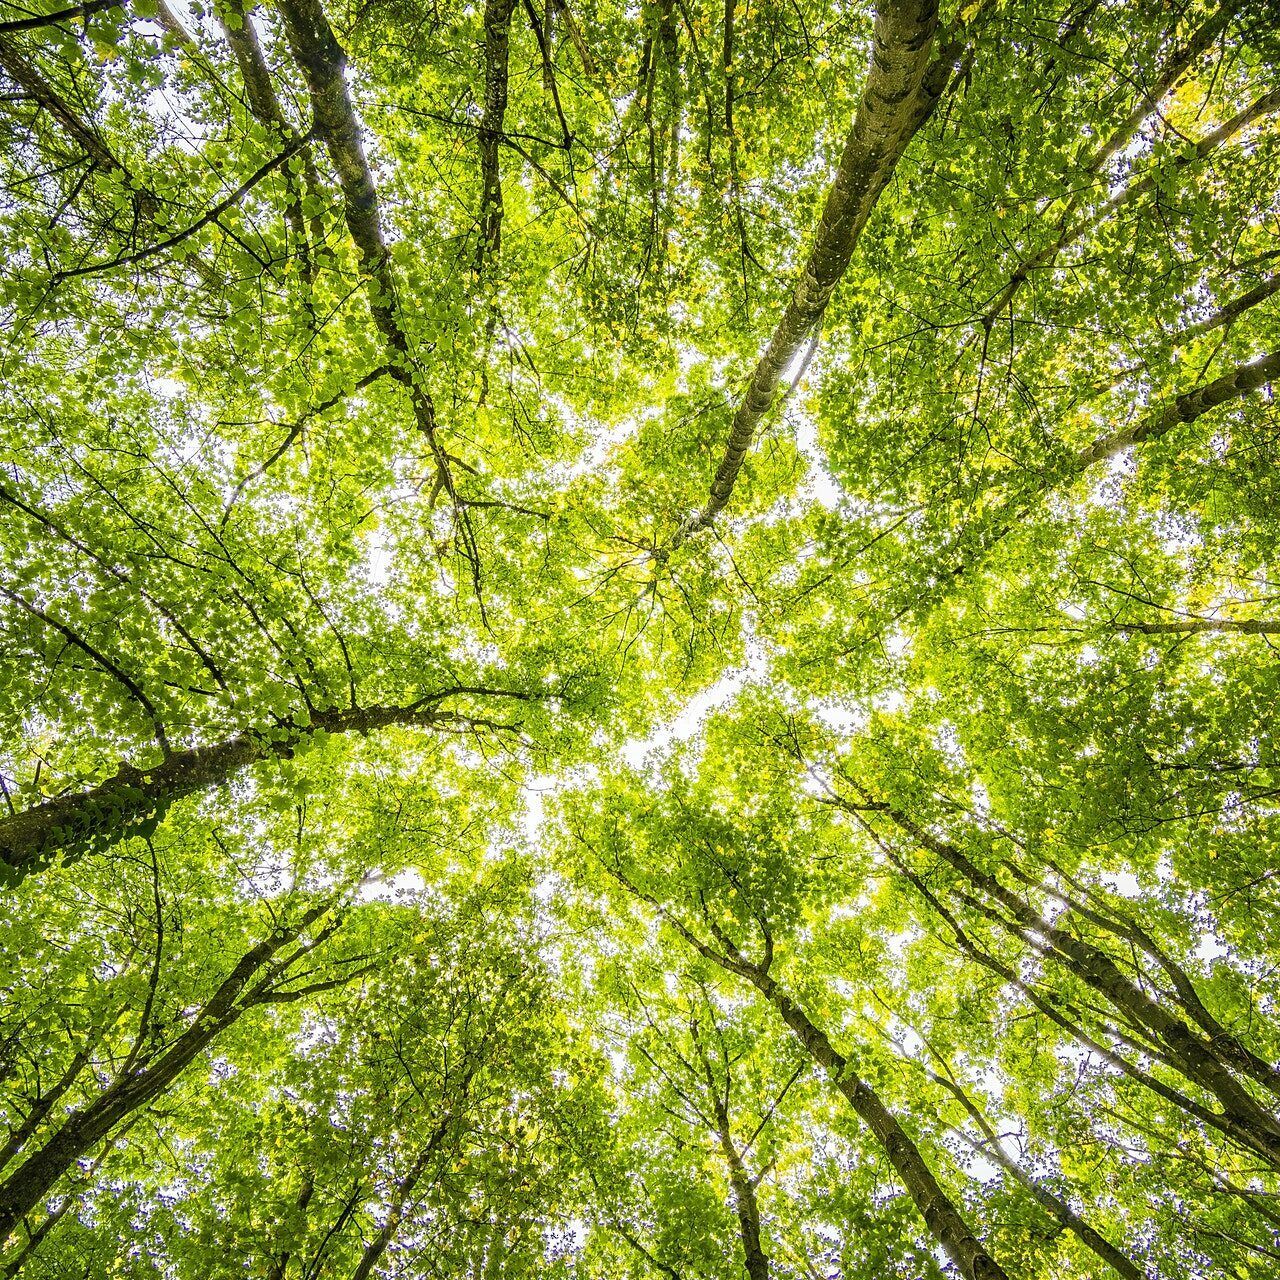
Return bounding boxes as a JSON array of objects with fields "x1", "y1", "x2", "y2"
[{"x1": 0, "y1": 0, "x2": 1278, "y2": 1275}]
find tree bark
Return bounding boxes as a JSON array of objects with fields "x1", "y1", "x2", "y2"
[
  {"x1": 931, "y1": 1071, "x2": 1144, "y2": 1280},
  {"x1": 0, "y1": 32, "x2": 221, "y2": 286},
  {"x1": 877, "y1": 805, "x2": 1280, "y2": 1167},
  {"x1": 348, "y1": 1110, "x2": 457, "y2": 1280},
  {"x1": 1075, "y1": 348, "x2": 1280, "y2": 469},
  {"x1": 982, "y1": 82, "x2": 1280, "y2": 327},
  {"x1": 217, "y1": 0, "x2": 323, "y2": 278},
  {"x1": 722, "y1": 1144, "x2": 769, "y2": 1280},
  {"x1": 752, "y1": 968, "x2": 1007, "y2": 1280},
  {"x1": 477, "y1": 0, "x2": 518, "y2": 267},
  {"x1": 0, "y1": 32, "x2": 134, "y2": 181},
  {"x1": 1181, "y1": 273, "x2": 1280, "y2": 340},
  {"x1": 923, "y1": 346, "x2": 1280, "y2": 608},
  {"x1": 692, "y1": 1026, "x2": 771, "y2": 1280},
  {"x1": 890, "y1": 844, "x2": 1280, "y2": 1170},
  {"x1": 275, "y1": 0, "x2": 398, "y2": 338},
  {"x1": 637, "y1": 886, "x2": 1008, "y2": 1280},
  {"x1": 276, "y1": 0, "x2": 485, "y2": 597},
  {"x1": 0, "y1": 0, "x2": 120, "y2": 34},
  {"x1": 1116, "y1": 617, "x2": 1280, "y2": 635},
  {"x1": 1072, "y1": 1, "x2": 1233, "y2": 180},
  {"x1": 1032, "y1": 858, "x2": 1280, "y2": 1100}
]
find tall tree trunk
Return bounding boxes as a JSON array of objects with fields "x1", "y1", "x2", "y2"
[
  {"x1": 674, "y1": 0, "x2": 954, "y2": 542},
  {"x1": 889, "y1": 845, "x2": 1280, "y2": 1170},
  {"x1": 217, "y1": 0, "x2": 322, "y2": 280},
  {"x1": 872, "y1": 802, "x2": 1280, "y2": 1167},
  {"x1": 276, "y1": 0, "x2": 486, "y2": 598},
  {"x1": 476, "y1": 0, "x2": 518, "y2": 268},
  {"x1": 348, "y1": 1110, "x2": 458, "y2": 1280},
  {"x1": 929, "y1": 1069, "x2": 1144, "y2": 1280},
  {"x1": 749, "y1": 967, "x2": 1007, "y2": 1280},
  {"x1": 723, "y1": 1152, "x2": 769, "y2": 1280},
  {"x1": 637, "y1": 886, "x2": 1009, "y2": 1280},
  {"x1": 693, "y1": 1025, "x2": 771, "y2": 1280}
]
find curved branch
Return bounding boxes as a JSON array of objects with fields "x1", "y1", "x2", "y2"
[
  {"x1": 0, "y1": 585, "x2": 168, "y2": 751},
  {"x1": 51, "y1": 134, "x2": 312, "y2": 283},
  {"x1": 220, "y1": 363, "x2": 394, "y2": 525},
  {"x1": 0, "y1": 902, "x2": 336, "y2": 1241},
  {"x1": 1181, "y1": 272, "x2": 1280, "y2": 340}
]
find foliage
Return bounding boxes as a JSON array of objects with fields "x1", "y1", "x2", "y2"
[{"x1": 0, "y1": 0, "x2": 1278, "y2": 1275}]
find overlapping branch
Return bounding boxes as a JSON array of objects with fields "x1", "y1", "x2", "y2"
[
  {"x1": 0, "y1": 900, "x2": 344, "y2": 1242},
  {"x1": 594, "y1": 849, "x2": 1009, "y2": 1280},
  {"x1": 49, "y1": 133, "x2": 313, "y2": 283},
  {"x1": 0, "y1": 0, "x2": 120, "y2": 36},
  {"x1": 827, "y1": 782, "x2": 1280, "y2": 1172},
  {"x1": 896, "y1": 347, "x2": 1280, "y2": 624},
  {"x1": 217, "y1": 0, "x2": 326, "y2": 280}
]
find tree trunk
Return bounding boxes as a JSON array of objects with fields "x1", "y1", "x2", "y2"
[
  {"x1": 674, "y1": 0, "x2": 953, "y2": 542},
  {"x1": 477, "y1": 0, "x2": 518, "y2": 266},
  {"x1": 0, "y1": 700, "x2": 498, "y2": 883},
  {"x1": 699, "y1": 1049, "x2": 771, "y2": 1280},
  {"x1": 276, "y1": 0, "x2": 486, "y2": 596},
  {"x1": 750, "y1": 968, "x2": 1008, "y2": 1280},
  {"x1": 932, "y1": 1070, "x2": 1144, "y2": 1280},
  {"x1": 883, "y1": 807, "x2": 1280, "y2": 1167},
  {"x1": 0, "y1": 905, "x2": 329, "y2": 1240}
]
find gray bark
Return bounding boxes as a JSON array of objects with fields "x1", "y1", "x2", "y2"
[
  {"x1": 638, "y1": 887, "x2": 1009, "y2": 1280},
  {"x1": 477, "y1": 0, "x2": 518, "y2": 266},
  {"x1": 1076, "y1": 348, "x2": 1280, "y2": 468},
  {"x1": 877, "y1": 804, "x2": 1280, "y2": 1169}
]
